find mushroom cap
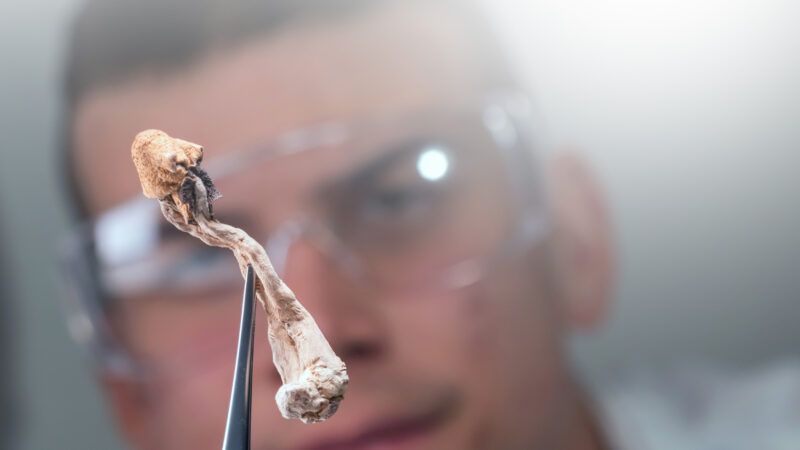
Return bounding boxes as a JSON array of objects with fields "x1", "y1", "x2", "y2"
[{"x1": 131, "y1": 129, "x2": 204, "y2": 199}]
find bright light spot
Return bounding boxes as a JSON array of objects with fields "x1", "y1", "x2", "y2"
[{"x1": 416, "y1": 147, "x2": 450, "y2": 181}]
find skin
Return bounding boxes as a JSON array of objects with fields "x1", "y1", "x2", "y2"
[{"x1": 71, "y1": 2, "x2": 613, "y2": 450}]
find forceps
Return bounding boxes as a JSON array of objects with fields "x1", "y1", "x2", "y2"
[{"x1": 222, "y1": 265, "x2": 256, "y2": 450}]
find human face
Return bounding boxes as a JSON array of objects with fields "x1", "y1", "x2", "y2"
[{"x1": 71, "y1": 3, "x2": 578, "y2": 450}]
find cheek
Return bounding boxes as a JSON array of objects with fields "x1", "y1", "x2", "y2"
[
  {"x1": 111, "y1": 298, "x2": 263, "y2": 450},
  {"x1": 473, "y1": 254, "x2": 569, "y2": 443},
  {"x1": 112, "y1": 293, "x2": 244, "y2": 372},
  {"x1": 386, "y1": 251, "x2": 566, "y2": 443},
  {"x1": 388, "y1": 257, "x2": 559, "y2": 379},
  {"x1": 143, "y1": 363, "x2": 231, "y2": 450}
]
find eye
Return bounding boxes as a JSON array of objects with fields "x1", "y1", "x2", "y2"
[
  {"x1": 359, "y1": 183, "x2": 436, "y2": 222},
  {"x1": 336, "y1": 141, "x2": 456, "y2": 243}
]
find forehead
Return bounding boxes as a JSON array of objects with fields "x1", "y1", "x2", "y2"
[{"x1": 72, "y1": 1, "x2": 500, "y2": 216}]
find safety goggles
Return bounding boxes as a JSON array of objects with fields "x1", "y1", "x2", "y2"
[{"x1": 60, "y1": 91, "x2": 550, "y2": 378}]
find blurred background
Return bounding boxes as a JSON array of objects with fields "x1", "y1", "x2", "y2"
[{"x1": 0, "y1": 0, "x2": 798, "y2": 449}]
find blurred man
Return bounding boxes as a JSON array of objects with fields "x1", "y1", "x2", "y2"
[{"x1": 60, "y1": 0, "x2": 614, "y2": 449}]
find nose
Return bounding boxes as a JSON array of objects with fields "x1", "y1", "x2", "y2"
[{"x1": 268, "y1": 228, "x2": 388, "y2": 371}]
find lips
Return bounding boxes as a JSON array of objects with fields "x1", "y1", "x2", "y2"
[{"x1": 295, "y1": 390, "x2": 460, "y2": 450}]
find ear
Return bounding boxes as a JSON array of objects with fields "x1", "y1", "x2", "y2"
[
  {"x1": 548, "y1": 151, "x2": 615, "y2": 331},
  {"x1": 99, "y1": 373, "x2": 154, "y2": 450}
]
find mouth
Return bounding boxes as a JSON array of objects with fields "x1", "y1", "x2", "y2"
[{"x1": 296, "y1": 392, "x2": 459, "y2": 450}]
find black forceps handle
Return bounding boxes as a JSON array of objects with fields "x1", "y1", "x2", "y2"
[{"x1": 222, "y1": 265, "x2": 256, "y2": 450}]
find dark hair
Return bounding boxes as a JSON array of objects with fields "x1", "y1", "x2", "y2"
[{"x1": 63, "y1": 0, "x2": 394, "y2": 109}]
